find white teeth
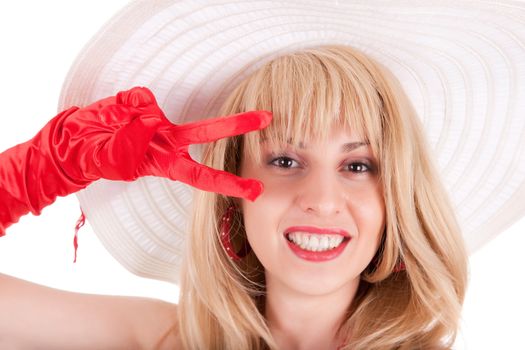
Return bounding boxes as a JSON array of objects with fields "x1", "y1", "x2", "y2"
[{"x1": 287, "y1": 232, "x2": 345, "y2": 251}]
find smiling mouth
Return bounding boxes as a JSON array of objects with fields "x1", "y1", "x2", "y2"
[{"x1": 285, "y1": 232, "x2": 351, "y2": 252}]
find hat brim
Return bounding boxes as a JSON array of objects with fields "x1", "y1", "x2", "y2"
[{"x1": 59, "y1": 0, "x2": 525, "y2": 284}]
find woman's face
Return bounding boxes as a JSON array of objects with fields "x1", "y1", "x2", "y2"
[{"x1": 240, "y1": 126, "x2": 385, "y2": 295}]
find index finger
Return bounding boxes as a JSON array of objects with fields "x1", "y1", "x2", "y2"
[
  {"x1": 171, "y1": 110, "x2": 272, "y2": 144},
  {"x1": 170, "y1": 156, "x2": 264, "y2": 201}
]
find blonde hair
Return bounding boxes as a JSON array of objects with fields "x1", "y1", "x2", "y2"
[{"x1": 178, "y1": 44, "x2": 469, "y2": 349}]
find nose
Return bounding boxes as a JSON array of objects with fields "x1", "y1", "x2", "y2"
[{"x1": 296, "y1": 168, "x2": 347, "y2": 217}]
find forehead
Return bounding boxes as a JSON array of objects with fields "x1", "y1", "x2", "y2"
[{"x1": 239, "y1": 85, "x2": 382, "y2": 165}]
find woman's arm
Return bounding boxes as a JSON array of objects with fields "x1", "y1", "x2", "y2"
[
  {"x1": 0, "y1": 86, "x2": 270, "y2": 236},
  {"x1": 0, "y1": 273, "x2": 180, "y2": 349}
]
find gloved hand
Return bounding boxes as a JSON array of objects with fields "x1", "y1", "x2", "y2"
[{"x1": 0, "y1": 86, "x2": 272, "y2": 235}]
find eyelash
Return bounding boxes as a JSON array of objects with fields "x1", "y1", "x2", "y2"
[{"x1": 269, "y1": 155, "x2": 373, "y2": 174}]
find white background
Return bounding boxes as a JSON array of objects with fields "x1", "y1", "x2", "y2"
[{"x1": 0, "y1": 2, "x2": 523, "y2": 349}]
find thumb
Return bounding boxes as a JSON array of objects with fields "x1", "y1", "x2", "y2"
[{"x1": 104, "y1": 115, "x2": 162, "y2": 180}]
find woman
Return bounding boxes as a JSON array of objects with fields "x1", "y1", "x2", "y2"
[
  {"x1": 177, "y1": 44, "x2": 468, "y2": 349},
  {"x1": 0, "y1": 44, "x2": 468, "y2": 350},
  {"x1": 2, "y1": 1, "x2": 525, "y2": 349}
]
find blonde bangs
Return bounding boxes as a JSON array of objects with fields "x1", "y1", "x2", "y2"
[{"x1": 218, "y1": 45, "x2": 385, "y2": 165}]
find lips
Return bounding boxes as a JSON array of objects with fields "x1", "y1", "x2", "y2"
[
  {"x1": 283, "y1": 225, "x2": 352, "y2": 262},
  {"x1": 283, "y1": 226, "x2": 351, "y2": 238}
]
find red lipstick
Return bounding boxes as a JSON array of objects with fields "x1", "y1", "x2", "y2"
[{"x1": 283, "y1": 226, "x2": 351, "y2": 262}]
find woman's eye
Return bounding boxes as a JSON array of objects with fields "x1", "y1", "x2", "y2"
[
  {"x1": 267, "y1": 155, "x2": 374, "y2": 173},
  {"x1": 346, "y1": 162, "x2": 371, "y2": 173},
  {"x1": 270, "y1": 156, "x2": 298, "y2": 169}
]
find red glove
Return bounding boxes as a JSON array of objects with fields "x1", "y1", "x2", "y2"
[{"x1": 0, "y1": 86, "x2": 272, "y2": 235}]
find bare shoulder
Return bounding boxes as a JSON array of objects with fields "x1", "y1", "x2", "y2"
[
  {"x1": 78, "y1": 292, "x2": 182, "y2": 349},
  {"x1": 133, "y1": 297, "x2": 182, "y2": 349},
  {"x1": 0, "y1": 273, "x2": 181, "y2": 349}
]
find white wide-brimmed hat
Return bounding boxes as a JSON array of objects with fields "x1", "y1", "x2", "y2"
[{"x1": 59, "y1": 0, "x2": 525, "y2": 284}]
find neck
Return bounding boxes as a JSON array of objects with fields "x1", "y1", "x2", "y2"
[{"x1": 265, "y1": 276, "x2": 359, "y2": 350}]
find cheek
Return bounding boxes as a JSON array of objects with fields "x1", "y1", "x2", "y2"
[
  {"x1": 241, "y1": 202, "x2": 276, "y2": 271},
  {"x1": 351, "y1": 185, "x2": 386, "y2": 255},
  {"x1": 241, "y1": 183, "x2": 289, "y2": 252},
  {"x1": 240, "y1": 168, "x2": 299, "y2": 267},
  {"x1": 357, "y1": 188, "x2": 385, "y2": 230}
]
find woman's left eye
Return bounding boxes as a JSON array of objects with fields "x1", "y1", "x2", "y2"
[{"x1": 345, "y1": 162, "x2": 371, "y2": 173}]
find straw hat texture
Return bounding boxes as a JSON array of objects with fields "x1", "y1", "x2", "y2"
[{"x1": 58, "y1": 0, "x2": 525, "y2": 283}]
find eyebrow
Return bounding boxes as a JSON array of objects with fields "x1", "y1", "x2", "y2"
[
  {"x1": 292, "y1": 140, "x2": 369, "y2": 152},
  {"x1": 341, "y1": 141, "x2": 369, "y2": 152}
]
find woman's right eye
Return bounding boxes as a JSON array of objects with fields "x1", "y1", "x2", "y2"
[{"x1": 270, "y1": 156, "x2": 299, "y2": 169}]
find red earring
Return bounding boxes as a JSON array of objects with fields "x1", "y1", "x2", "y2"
[
  {"x1": 220, "y1": 205, "x2": 251, "y2": 261},
  {"x1": 371, "y1": 254, "x2": 406, "y2": 273},
  {"x1": 393, "y1": 261, "x2": 406, "y2": 272}
]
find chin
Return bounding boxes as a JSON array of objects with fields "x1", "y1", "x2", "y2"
[{"x1": 278, "y1": 271, "x2": 360, "y2": 297}]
